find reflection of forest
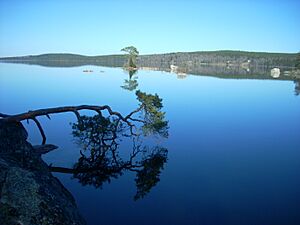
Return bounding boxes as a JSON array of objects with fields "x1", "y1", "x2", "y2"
[
  {"x1": 1, "y1": 51, "x2": 298, "y2": 80},
  {"x1": 4, "y1": 58, "x2": 296, "y2": 80},
  {"x1": 140, "y1": 64, "x2": 299, "y2": 80}
]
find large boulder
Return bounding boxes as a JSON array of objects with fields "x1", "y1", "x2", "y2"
[{"x1": 0, "y1": 120, "x2": 86, "y2": 225}]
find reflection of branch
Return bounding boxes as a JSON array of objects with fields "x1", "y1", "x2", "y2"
[
  {"x1": 49, "y1": 145, "x2": 168, "y2": 201},
  {"x1": 49, "y1": 162, "x2": 144, "y2": 174},
  {"x1": 50, "y1": 166, "x2": 77, "y2": 174}
]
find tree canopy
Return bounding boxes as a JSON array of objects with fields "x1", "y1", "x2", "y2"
[
  {"x1": 121, "y1": 46, "x2": 139, "y2": 56},
  {"x1": 121, "y1": 46, "x2": 139, "y2": 68}
]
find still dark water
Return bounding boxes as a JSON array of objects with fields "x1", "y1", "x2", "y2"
[{"x1": 1, "y1": 63, "x2": 300, "y2": 225}]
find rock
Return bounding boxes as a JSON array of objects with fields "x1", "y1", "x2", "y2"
[
  {"x1": 170, "y1": 64, "x2": 178, "y2": 73},
  {"x1": 0, "y1": 120, "x2": 86, "y2": 225},
  {"x1": 33, "y1": 144, "x2": 58, "y2": 155},
  {"x1": 270, "y1": 68, "x2": 280, "y2": 78}
]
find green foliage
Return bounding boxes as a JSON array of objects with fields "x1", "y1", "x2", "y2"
[
  {"x1": 121, "y1": 46, "x2": 139, "y2": 68},
  {"x1": 121, "y1": 46, "x2": 139, "y2": 56},
  {"x1": 136, "y1": 90, "x2": 169, "y2": 138}
]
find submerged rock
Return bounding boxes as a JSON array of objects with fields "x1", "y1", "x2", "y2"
[{"x1": 0, "y1": 120, "x2": 86, "y2": 225}]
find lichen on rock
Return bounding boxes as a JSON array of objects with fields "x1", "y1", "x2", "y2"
[{"x1": 0, "y1": 120, "x2": 86, "y2": 225}]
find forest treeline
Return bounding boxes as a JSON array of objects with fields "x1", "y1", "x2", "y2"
[
  {"x1": 0, "y1": 53, "x2": 126, "y2": 67},
  {"x1": 138, "y1": 50, "x2": 297, "y2": 68},
  {"x1": 1, "y1": 51, "x2": 297, "y2": 68},
  {"x1": 1, "y1": 51, "x2": 299, "y2": 80}
]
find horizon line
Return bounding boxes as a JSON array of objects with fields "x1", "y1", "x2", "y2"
[{"x1": 1, "y1": 49, "x2": 299, "y2": 58}]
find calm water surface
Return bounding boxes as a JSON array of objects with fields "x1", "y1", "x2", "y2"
[{"x1": 1, "y1": 63, "x2": 300, "y2": 225}]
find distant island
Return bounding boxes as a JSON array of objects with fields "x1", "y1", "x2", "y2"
[{"x1": 1, "y1": 50, "x2": 299, "y2": 80}]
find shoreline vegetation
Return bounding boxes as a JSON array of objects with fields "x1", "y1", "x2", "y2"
[{"x1": 0, "y1": 50, "x2": 299, "y2": 80}]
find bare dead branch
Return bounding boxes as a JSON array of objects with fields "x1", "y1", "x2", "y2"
[
  {"x1": 32, "y1": 117, "x2": 47, "y2": 145},
  {"x1": 124, "y1": 105, "x2": 144, "y2": 120},
  {"x1": 1, "y1": 105, "x2": 144, "y2": 125},
  {"x1": 0, "y1": 104, "x2": 145, "y2": 144},
  {"x1": 50, "y1": 166, "x2": 77, "y2": 174},
  {"x1": 0, "y1": 113, "x2": 10, "y2": 118},
  {"x1": 73, "y1": 110, "x2": 82, "y2": 124}
]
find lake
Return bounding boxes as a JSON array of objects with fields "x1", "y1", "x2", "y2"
[{"x1": 1, "y1": 62, "x2": 300, "y2": 225}]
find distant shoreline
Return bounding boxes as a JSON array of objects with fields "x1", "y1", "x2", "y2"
[
  {"x1": 0, "y1": 50, "x2": 298, "y2": 60},
  {"x1": 1, "y1": 51, "x2": 299, "y2": 81}
]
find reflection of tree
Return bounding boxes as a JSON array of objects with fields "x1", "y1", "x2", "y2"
[
  {"x1": 50, "y1": 91, "x2": 169, "y2": 200},
  {"x1": 134, "y1": 146, "x2": 168, "y2": 200},
  {"x1": 121, "y1": 69, "x2": 138, "y2": 91},
  {"x1": 294, "y1": 80, "x2": 300, "y2": 96},
  {"x1": 1, "y1": 91, "x2": 169, "y2": 199}
]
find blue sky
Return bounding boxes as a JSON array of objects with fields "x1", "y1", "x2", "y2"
[{"x1": 0, "y1": 0, "x2": 299, "y2": 57}]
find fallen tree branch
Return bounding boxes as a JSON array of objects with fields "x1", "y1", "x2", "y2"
[
  {"x1": 0, "y1": 113, "x2": 10, "y2": 118},
  {"x1": 0, "y1": 105, "x2": 131, "y2": 122},
  {"x1": 32, "y1": 117, "x2": 47, "y2": 144},
  {"x1": 0, "y1": 105, "x2": 145, "y2": 144}
]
